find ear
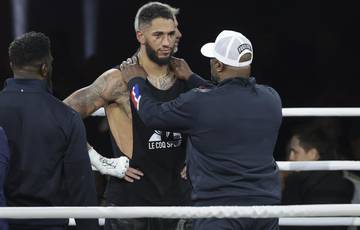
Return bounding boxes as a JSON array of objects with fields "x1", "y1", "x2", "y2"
[
  {"x1": 214, "y1": 60, "x2": 224, "y2": 72},
  {"x1": 288, "y1": 151, "x2": 295, "y2": 161},
  {"x1": 136, "y1": 31, "x2": 145, "y2": 45},
  {"x1": 308, "y1": 148, "x2": 320, "y2": 160},
  {"x1": 40, "y1": 63, "x2": 48, "y2": 78}
]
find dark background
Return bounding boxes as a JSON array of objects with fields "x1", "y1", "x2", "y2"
[{"x1": 1, "y1": 0, "x2": 360, "y2": 160}]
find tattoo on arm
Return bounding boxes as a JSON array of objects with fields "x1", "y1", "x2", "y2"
[
  {"x1": 64, "y1": 69, "x2": 128, "y2": 118},
  {"x1": 63, "y1": 70, "x2": 119, "y2": 118},
  {"x1": 63, "y1": 81, "x2": 106, "y2": 118}
]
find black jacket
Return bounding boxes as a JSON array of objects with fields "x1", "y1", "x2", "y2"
[
  {"x1": 0, "y1": 126, "x2": 9, "y2": 230},
  {"x1": 281, "y1": 171, "x2": 354, "y2": 230},
  {"x1": 128, "y1": 75, "x2": 282, "y2": 205},
  {"x1": 282, "y1": 171, "x2": 354, "y2": 204},
  {"x1": 0, "y1": 78, "x2": 98, "y2": 229}
]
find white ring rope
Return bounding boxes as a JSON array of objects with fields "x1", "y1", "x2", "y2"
[
  {"x1": 283, "y1": 108, "x2": 360, "y2": 117},
  {"x1": 91, "y1": 161, "x2": 360, "y2": 172},
  {"x1": 67, "y1": 217, "x2": 360, "y2": 226},
  {"x1": 277, "y1": 161, "x2": 360, "y2": 171},
  {"x1": 1, "y1": 204, "x2": 360, "y2": 219},
  {"x1": 91, "y1": 107, "x2": 360, "y2": 117},
  {"x1": 279, "y1": 217, "x2": 360, "y2": 226}
]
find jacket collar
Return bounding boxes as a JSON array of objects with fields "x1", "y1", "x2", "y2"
[
  {"x1": 4, "y1": 78, "x2": 52, "y2": 94},
  {"x1": 218, "y1": 76, "x2": 256, "y2": 87}
]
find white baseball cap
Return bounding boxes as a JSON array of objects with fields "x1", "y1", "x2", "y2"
[{"x1": 200, "y1": 30, "x2": 253, "y2": 67}]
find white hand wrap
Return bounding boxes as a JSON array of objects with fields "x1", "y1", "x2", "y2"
[{"x1": 88, "y1": 147, "x2": 129, "y2": 178}]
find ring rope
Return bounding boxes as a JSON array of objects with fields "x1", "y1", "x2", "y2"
[
  {"x1": 91, "y1": 161, "x2": 360, "y2": 172},
  {"x1": 1, "y1": 204, "x2": 360, "y2": 219},
  {"x1": 277, "y1": 161, "x2": 360, "y2": 171},
  {"x1": 282, "y1": 108, "x2": 360, "y2": 117},
  {"x1": 91, "y1": 107, "x2": 360, "y2": 117},
  {"x1": 279, "y1": 217, "x2": 360, "y2": 226},
  {"x1": 67, "y1": 217, "x2": 360, "y2": 226}
]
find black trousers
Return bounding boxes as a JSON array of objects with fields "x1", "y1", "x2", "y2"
[
  {"x1": 8, "y1": 225, "x2": 66, "y2": 230},
  {"x1": 193, "y1": 218, "x2": 279, "y2": 230},
  {"x1": 104, "y1": 218, "x2": 193, "y2": 230}
]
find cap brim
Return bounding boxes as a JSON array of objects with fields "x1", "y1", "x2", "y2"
[{"x1": 200, "y1": 42, "x2": 215, "y2": 58}]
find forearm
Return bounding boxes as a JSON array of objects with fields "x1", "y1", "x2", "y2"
[
  {"x1": 88, "y1": 146, "x2": 107, "y2": 170},
  {"x1": 63, "y1": 87, "x2": 104, "y2": 118},
  {"x1": 186, "y1": 74, "x2": 213, "y2": 89}
]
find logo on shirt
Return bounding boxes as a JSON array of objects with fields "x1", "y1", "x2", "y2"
[
  {"x1": 131, "y1": 84, "x2": 141, "y2": 111},
  {"x1": 148, "y1": 130, "x2": 182, "y2": 150}
]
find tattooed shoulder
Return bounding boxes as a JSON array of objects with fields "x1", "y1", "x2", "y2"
[{"x1": 99, "y1": 69, "x2": 128, "y2": 102}]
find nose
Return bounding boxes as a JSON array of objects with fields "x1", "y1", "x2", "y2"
[{"x1": 162, "y1": 35, "x2": 174, "y2": 47}]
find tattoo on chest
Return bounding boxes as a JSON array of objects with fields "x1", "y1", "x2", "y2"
[
  {"x1": 149, "y1": 74, "x2": 176, "y2": 90},
  {"x1": 159, "y1": 77, "x2": 175, "y2": 90}
]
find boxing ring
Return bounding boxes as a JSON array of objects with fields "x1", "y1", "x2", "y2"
[{"x1": 1, "y1": 107, "x2": 360, "y2": 227}]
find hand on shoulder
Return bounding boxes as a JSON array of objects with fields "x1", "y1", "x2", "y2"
[
  {"x1": 119, "y1": 56, "x2": 147, "y2": 83},
  {"x1": 170, "y1": 57, "x2": 193, "y2": 81}
]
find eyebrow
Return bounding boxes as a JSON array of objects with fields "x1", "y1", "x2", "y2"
[{"x1": 152, "y1": 30, "x2": 176, "y2": 35}]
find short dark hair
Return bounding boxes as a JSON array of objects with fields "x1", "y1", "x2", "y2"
[
  {"x1": 134, "y1": 2, "x2": 176, "y2": 31},
  {"x1": 293, "y1": 124, "x2": 338, "y2": 160},
  {"x1": 8, "y1": 31, "x2": 51, "y2": 68}
]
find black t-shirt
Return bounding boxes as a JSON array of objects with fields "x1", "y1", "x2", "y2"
[{"x1": 105, "y1": 79, "x2": 192, "y2": 205}]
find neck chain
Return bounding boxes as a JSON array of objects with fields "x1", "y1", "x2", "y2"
[{"x1": 147, "y1": 71, "x2": 175, "y2": 90}]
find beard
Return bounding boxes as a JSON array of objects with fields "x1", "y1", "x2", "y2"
[{"x1": 145, "y1": 43, "x2": 173, "y2": 66}]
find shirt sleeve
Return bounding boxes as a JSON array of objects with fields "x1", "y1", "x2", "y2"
[
  {"x1": 63, "y1": 114, "x2": 99, "y2": 230},
  {"x1": 128, "y1": 77, "x2": 196, "y2": 134},
  {"x1": 185, "y1": 74, "x2": 214, "y2": 90}
]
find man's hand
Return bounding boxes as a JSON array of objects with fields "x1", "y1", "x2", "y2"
[
  {"x1": 98, "y1": 156, "x2": 130, "y2": 179},
  {"x1": 170, "y1": 57, "x2": 193, "y2": 80},
  {"x1": 88, "y1": 147, "x2": 130, "y2": 178},
  {"x1": 99, "y1": 156, "x2": 144, "y2": 182},
  {"x1": 180, "y1": 165, "x2": 187, "y2": 180},
  {"x1": 124, "y1": 167, "x2": 144, "y2": 183},
  {"x1": 120, "y1": 56, "x2": 147, "y2": 83}
]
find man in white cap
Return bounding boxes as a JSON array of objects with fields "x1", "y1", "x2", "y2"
[{"x1": 122, "y1": 30, "x2": 282, "y2": 230}]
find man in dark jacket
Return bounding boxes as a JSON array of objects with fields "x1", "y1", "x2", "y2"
[
  {"x1": 282, "y1": 124, "x2": 354, "y2": 230},
  {"x1": 0, "y1": 31, "x2": 99, "y2": 230},
  {"x1": 121, "y1": 30, "x2": 283, "y2": 230},
  {"x1": 0, "y1": 127, "x2": 10, "y2": 230}
]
